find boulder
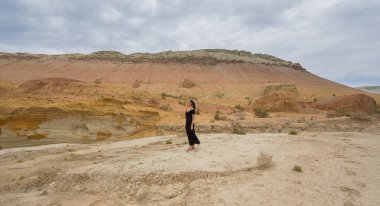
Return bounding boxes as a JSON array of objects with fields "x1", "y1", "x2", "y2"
[
  {"x1": 254, "y1": 91, "x2": 299, "y2": 112},
  {"x1": 182, "y1": 79, "x2": 195, "y2": 88},
  {"x1": 316, "y1": 94, "x2": 377, "y2": 114}
]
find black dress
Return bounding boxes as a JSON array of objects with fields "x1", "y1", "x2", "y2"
[{"x1": 185, "y1": 109, "x2": 200, "y2": 145}]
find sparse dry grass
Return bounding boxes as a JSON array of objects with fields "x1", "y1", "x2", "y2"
[
  {"x1": 178, "y1": 99, "x2": 185, "y2": 105},
  {"x1": 132, "y1": 80, "x2": 140, "y2": 88},
  {"x1": 234, "y1": 104, "x2": 243, "y2": 111},
  {"x1": 131, "y1": 92, "x2": 143, "y2": 101},
  {"x1": 233, "y1": 127, "x2": 246, "y2": 135},
  {"x1": 350, "y1": 112, "x2": 371, "y2": 121},
  {"x1": 27, "y1": 133, "x2": 47, "y2": 140},
  {"x1": 235, "y1": 111, "x2": 245, "y2": 120},
  {"x1": 97, "y1": 131, "x2": 112, "y2": 140},
  {"x1": 326, "y1": 110, "x2": 336, "y2": 118},
  {"x1": 214, "y1": 111, "x2": 226, "y2": 121},
  {"x1": 148, "y1": 98, "x2": 160, "y2": 107},
  {"x1": 214, "y1": 111, "x2": 221, "y2": 120},
  {"x1": 160, "y1": 104, "x2": 173, "y2": 111},
  {"x1": 216, "y1": 92, "x2": 224, "y2": 98},
  {"x1": 293, "y1": 165, "x2": 302, "y2": 172},
  {"x1": 93, "y1": 79, "x2": 102, "y2": 84},
  {"x1": 254, "y1": 108, "x2": 269, "y2": 118},
  {"x1": 256, "y1": 152, "x2": 273, "y2": 170},
  {"x1": 335, "y1": 109, "x2": 351, "y2": 117},
  {"x1": 288, "y1": 130, "x2": 298, "y2": 135}
]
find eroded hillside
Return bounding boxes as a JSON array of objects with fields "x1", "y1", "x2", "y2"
[{"x1": 0, "y1": 49, "x2": 379, "y2": 148}]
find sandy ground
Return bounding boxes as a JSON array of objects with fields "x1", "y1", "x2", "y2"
[{"x1": 0, "y1": 132, "x2": 380, "y2": 206}]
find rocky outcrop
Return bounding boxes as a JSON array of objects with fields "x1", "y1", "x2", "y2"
[
  {"x1": 182, "y1": 79, "x2": 195, "y2": 88},
  {"x1": 316, "y1": 94, "x2": 377, "y2": 114},
  {"x1": 15, "y1": 78, "x2": 88, "y2": 95},
  {"x1": 254, "y1": 91, "x2": 299, "y2": 112},
  {"x1": 0, "y1": 104, "x2": 163, "y2": 146},
  {"x1": 0, "y1": 87, "x2": 7, "y2": 95},
  {"x1": 263, "y1": 84, "x2": 299, "y2": 96},
  {"x1": 0, "y1": 49, "x2": 306, "y2": 71},
  {"x1": 253, "y1": 84, "x2": 301, "y2": 112}
]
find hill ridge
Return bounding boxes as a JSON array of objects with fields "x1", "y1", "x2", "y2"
[{"x1": 0, "y1": 49, "x2": 306, "y2": 71}]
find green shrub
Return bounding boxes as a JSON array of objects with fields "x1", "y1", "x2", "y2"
[
  {"x1": 161, "y1": 93, "x2": 167, "y2": 99},
  {"x1": 165, "y1": 139, "x2": 172, "y2": 144},
  {"x1": 214, "y1": 112, "x2": 220, "y2": 120},
  {"x1": 233, "y1": 127, "x2": 246, "y2": 135},
  {"x1": 254, "y1": 108, "x2": 269, "y2": 118},
  {"x1": 216, "y1": 93, "x2": 224, "y2": 98},
  {"x1": 288, "y1": 130, "x2": 298, "y2": 135},
  {"x1": 293, "y1": 165, "x2": 302, "y2": 172},
  {"x1": 214, "y1": 111, "x2": 226, "y2": 121},
  {"x1": 234, "y1": 104, "x2": 243, "y2": 111},
  {"x1": 196, "y1": 109, "x2": 200, "y2": 115}
]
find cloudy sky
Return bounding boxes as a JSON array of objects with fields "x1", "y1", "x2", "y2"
[{"x1": 0, "y1": 0, "x2": 379, "y2": 86}]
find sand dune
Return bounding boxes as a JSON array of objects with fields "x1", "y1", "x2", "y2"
[{"x1": 0, "y1": 132, "x2": 379, "y2": 206}]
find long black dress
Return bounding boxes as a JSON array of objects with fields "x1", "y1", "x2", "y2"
[{"x1": 185, "y1": 108, "x2": 200, "y2": 145}]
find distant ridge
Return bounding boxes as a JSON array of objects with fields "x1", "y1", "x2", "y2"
[
  {"x1": 0, "y1": 49, "x2": 306, "y2": 71},
  {"x1": 356, "y1": 86, "x2": 380, "y2": 94}
]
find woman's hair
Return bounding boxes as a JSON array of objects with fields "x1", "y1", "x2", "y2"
[{"x1": 189, "y1": 99, "x2": 196, "y2": 110}]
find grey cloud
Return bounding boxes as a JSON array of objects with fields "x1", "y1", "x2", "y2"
[{"x1": 0, "y1": 0, "x2": 379, "y2": 86}]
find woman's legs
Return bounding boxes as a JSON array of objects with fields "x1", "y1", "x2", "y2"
[
  {"x1": 185, "y1": 126, "x2": 192, "y2": 149},
  {"x1": 185, "y1": 125, "x2": 198, "y2": 151},
  {"x1": 186, "y1": 146, "x2": 193, "y2": 151}
]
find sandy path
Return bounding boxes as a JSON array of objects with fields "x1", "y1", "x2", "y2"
[{"x1": 0, "y1": 132, "x2": 379, "y2": 206}]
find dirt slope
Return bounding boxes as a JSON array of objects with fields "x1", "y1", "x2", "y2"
[
  {"x1": 0, "y1": 49, "x2": 358, "y2": 100},
  {"x1": 0, "y1": 49, "x2": 379, "y2": 148}
]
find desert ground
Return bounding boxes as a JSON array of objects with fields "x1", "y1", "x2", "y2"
[
  {"x1": 0, "y1": 132, "x2": 380, "y2": 206},
  {"x1": 1, "y1": 49, "x2": 380, "y2": 205}
]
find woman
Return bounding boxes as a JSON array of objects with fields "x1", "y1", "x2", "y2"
[{"x1": 185, "y1": 99, "x2": 200, "y2": 151}]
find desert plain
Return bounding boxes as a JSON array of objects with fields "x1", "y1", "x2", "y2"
[{"x1": 0, "y1": 49, "x2": 379, "y2": 205}]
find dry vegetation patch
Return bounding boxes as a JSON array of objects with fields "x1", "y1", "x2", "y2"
[{"x1": 256, "y1": 152, "x2": 273, "y2": 170}]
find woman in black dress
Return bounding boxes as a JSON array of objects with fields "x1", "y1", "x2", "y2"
[{"x1": 185, "y1": 99, "x2": 200, "y2": 151}]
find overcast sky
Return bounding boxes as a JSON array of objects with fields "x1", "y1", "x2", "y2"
[{"x1": 0, "y1": 0, "x2": 379, "y2": 87}]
